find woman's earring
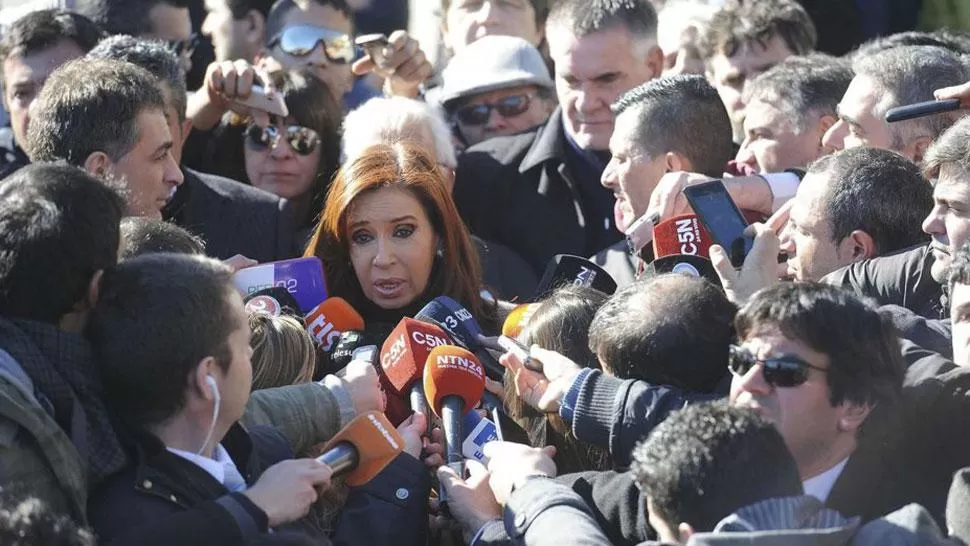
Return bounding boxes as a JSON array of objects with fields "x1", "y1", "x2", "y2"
[{"x1": 435, "y1": 241, "x2": 444, "y2": 258}]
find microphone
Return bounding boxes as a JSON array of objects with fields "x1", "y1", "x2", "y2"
[
  {"x1": 462, "y1": 410, "x2": 499, "y2": 464},
  {"x1": 243, "y1": 287, "x2": 302, "y2": 317},
  {"x1": 327, "y1": 330, "x2": 384, "y2": 375},
  {"x1": 532, "y1": 255, "x2": 618, "y2": 300},
  {"x1": 305, "y1": 297, "x2": 365, "y2": 353},
  {"x1": 380, "y1": 318, "x2": 452, "y2": 422},
  {"x1": 423, "y1": 345, "x2": 486, "y2": 482},
  {"x1": 234, "y1": 256, "x2": 328, "y2": 314},
  {"x1": 414, "y1": 297, "x2": 504, "y2": 381},
  {"x1": 479, "y1": 391, "x2": 505, "y2": 441},
  {"x1": 650, "y1": 214, "x2": 719, "y2": 284},
  {"x1": 316, "y1": 411, "x2": 404, "y2": 486},
  {"x1": 501, "y1": 303, "x2": 540, "y2": 338}
]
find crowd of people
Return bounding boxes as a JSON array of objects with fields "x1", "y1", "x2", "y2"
[{"x1": 3, "y1": 0, "x2": 970, "y2": 544}]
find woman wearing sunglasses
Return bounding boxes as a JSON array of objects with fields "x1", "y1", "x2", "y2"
[
  {"x1": 305, "y1": 142, "x2": 495, "y2": 335},
  {"x1": 242, "y1": 69, "x2": 342, "y2": 237}
]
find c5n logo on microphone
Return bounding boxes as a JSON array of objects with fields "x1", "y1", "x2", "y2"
[
  {"x1": 574, "y1": 266, "x2": 597, "y2": 287},
  {"x1": 676, "y1": 218, "x2": 700, "y2": 255}
]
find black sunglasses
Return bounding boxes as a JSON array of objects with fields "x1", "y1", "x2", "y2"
[
  {"x1": 728, "y1": 344, "x2": 828, "y2": 388},
  {"x1": 268, "y1": 25, "x2": 355, "y2": 64},
  {"x1": 166, "y1": 33, "x2": 199, "y2": 57},
  {"x1": 245, "y1": 123, "x2": 320, "y2": 156},
  {"x1": 455, "y1": 93, "x2": 536, "y2": 126}
]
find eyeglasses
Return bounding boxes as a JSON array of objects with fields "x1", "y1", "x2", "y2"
[
  {"x1": 268, "y1": 25, "x2": 355, "y2": 64},
  {"x1": 166, "y1": 33, "x2": 199, "y2": 58},
  {"x1": 245, "y1": 123, "x2": 321, "y2": 156},
  {"x1": 454, "y1": 93, "x2": 536, "y2": 126},
  {"x1": 728, "y1": 344, "x2": 828, "y2": 388}
]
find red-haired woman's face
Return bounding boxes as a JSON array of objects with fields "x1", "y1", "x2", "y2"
[{"x1": 346, "y1": 187, "x2": 438, "y2": 309}]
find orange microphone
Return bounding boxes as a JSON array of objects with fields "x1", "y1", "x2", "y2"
[
  {"x1": 316, "y1": 411, "x2": 404, "y2": 486},
  {"x1": 304, "y1": 297, "x2": 365, "y2": 352},
  {"x1": 423, "y1": 346, "x2": 485, "y2": 483},
  {"x1": 501, "y1": 303, "x2": 540, "y2": 338},
  {"x1": 380, "y1": 318, "x2": 452, "y2": 422}
]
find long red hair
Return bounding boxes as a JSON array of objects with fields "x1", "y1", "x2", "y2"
[{"x1": 305, "y1": 143, "x2": 488, "y2": 322}]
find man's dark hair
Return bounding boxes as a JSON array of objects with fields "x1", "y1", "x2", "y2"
[
  {"x1": 632, "y1": 402, "x2": 802, "y2": 534},
  {"x1": 0, "y1": 9, "x2": 103, "y2": 88},
  {"x1": 699, "y1": 0, "x2": 816, "y2": 62},
  {"x1": 0, "y1": 494, "x2": 95, "y2": 546},
  {"x1": 852, "y1": 45, "x2": 970, "y2": 149},
  {"x1": 735, "y1": 283, "x2": 904, "y2": 439},
  {"x1": 807, "y1": 147, "x2": 931, "y2": 255},
  {"x1": 265, "y1": 0, "x2": 352, "y2": 44},
  {"x1": 743, "y1": 54, "x2": 852, "y2": 134},
  {"x1": 612, "y1": 75, "x2": 732, "y2": 176},
  {"x1": 87, "y1": 34, "x2": 187, "y2": 124},
  {"x1": 227, "y1": 0, "x2": 275, "y2": 19},
  {"x1": 26, "y1": 57, "x2": 164, "y2": 165},
  {"x1": 76, "y1": 0, "x2": 190, "y2": 37},
  {"x1": 0, "y1": 163, "x2": 124, "y2": 323},
  {"x1": 546, "y1": 0, "x2": 657, "y2": 45},
  {"x1": 120, "y1": 218, "x2": 205, "y2": 259},
  {"x1": 90, "y1": 253, "x2": 237, "y2": 428},
  {"x1": 851, "y1": 30, "x2": 970, "y2": 59},
  {"x1": 442, "y1": 0, "x2": 549, "y2": 29},
  {"x1": 588, "y1": 274, "x2": 736, "y2": 392}
]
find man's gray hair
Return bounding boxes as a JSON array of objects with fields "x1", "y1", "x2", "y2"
[
  {"x1": 743, "y1": 54, "x2": 853, "y2": 134},
  {"x1": 546, "y1": 0, "x2": 657, "y2": 54},
  {"x1": 342, "y1": 97, "x2": 457, "y2": 169},
  {"x1": 853, "y1": 45, "x2": 970, "y2": 149}
]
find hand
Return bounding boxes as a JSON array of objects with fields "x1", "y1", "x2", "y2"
[
  {"x1": 484, "y1": 442, "x2": 557, "y2": 506},
  {"x1": 500, "y1": 346, "x2": 582, "y2": 412},
  {"x1": 710, "y1": 206, "x2": 788, "y2": 305},
  {"x1": 647, "y1": 171, "x2": 716, "y2": 221},
  {"x1": 437, "y1": 461, "x2": 502, "y2": 542},
  {"x1": 203, "y1": 59, "x2": 274, "y2": 126},
  {"x1": 396, "y1": 412, "x2": 444, "y2": 468},
  {"x1": 335, "y1": 359, "x2": 383, "y2": 414},
  {"x1": 222, "y1": 254, "x2": 257, "y2": 272},
  {"x1": 935, "y1": 80, "x2": 970, "y2": 108},
  {"x1": 243, "y1": 458, "x2": 333, "y2": 526},
  {"x1": 352, "y1": 30, "x2": 432, "y2": 98}
]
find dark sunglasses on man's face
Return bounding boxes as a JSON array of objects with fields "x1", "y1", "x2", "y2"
[
  {"x1": 455, "y1": 93, "x2": 536, "y2": 126},
  {"x1": 166, "y1": 33, "x2": 199, "y2": 57},
  {"x1": 245, "y1": 123, "x2": 321, "y2": 156},
  {"x1": 728, "y1": 344, "x2": 828, "y2": 388},
  {"x1": 268, "y1": 25, "x2": 355, "y2": 64}
]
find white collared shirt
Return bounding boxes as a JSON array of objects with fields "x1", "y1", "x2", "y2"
[
  {"x1": 802, "y1": 457, "x2": 850, "y2": 503},
  {"x1": 167, "y1": 444, "x2": 247, "y2": 492}
]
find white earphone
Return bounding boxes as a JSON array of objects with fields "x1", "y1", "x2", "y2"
[{"x1": 198, "y1": 375, "x2": 221, "y2": 456}]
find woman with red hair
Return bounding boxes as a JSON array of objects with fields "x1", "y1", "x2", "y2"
[{"x1": 306, "y1": 142, "x2": 494, "y2": 332}]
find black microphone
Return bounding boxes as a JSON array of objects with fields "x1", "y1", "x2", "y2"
[
  {"x1": 532, "y1": 254, "x2": 618, "y2": 301},
  {"x1": 414, "y1": 296, "x2": 504, "y2": 381}
]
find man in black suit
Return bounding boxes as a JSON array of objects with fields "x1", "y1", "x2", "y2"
[
  {"x1": 87, "y1": 35, "x2": 298, "y2": 262},
  {"x1": 453, "y1": 0, "x2": 664, "y2": 274}
]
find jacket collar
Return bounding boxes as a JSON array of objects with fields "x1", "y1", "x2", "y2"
[{"x1": 519, "y1": 107, "x2": 568, "y2": 174}]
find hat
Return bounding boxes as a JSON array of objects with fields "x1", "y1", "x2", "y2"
[{"x1": 439, "y1": 36, "x2": 554, "y2": 107}]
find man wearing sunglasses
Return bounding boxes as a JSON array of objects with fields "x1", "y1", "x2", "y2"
[{"x1": 439, "y1": 35, "x2": 556, "y2": 147}]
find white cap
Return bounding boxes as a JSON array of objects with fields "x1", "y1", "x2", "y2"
[{"x1": 439, "y1": 35, "x2": 554, "y2": 107}]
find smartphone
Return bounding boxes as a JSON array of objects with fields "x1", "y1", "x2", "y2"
[
  {"x1": 497, "y1": 335, "x2": 543, "y2": 373},
  {"x1": 885, "y1": 98, "x2": 961, "y2": 123},
  {"x1": 683, "y1": 180, "x2": 753, "y2": 268},
  {"x1": 231, "y1": 85, "x2": 288, "y2": 117},
  {"x1": 625, "y1": 210, "x2": 659, "y2": 256},
  {"x1": 355, "y1": 33, "x2": 390, "y2": 66}
]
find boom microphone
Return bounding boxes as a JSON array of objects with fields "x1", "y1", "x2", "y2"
[
  {"x1": 316, "y1": 411, "x2": 404, "y2": 486},
  {"x1": 532, "y1": 255, "x2": 618, "y2": 300},
  {"x1": 305, "y1": 297, "x2": 365, "y2": 352},
  {"x1": 423, "y1": 345, "x2": 486, "y2": 483},
  {"x1": 380, "y1": 318, "x2": 452, "y2": 422},
  {"x1": 415, "y1": 297, "x2": 504, "y2": 381}
]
